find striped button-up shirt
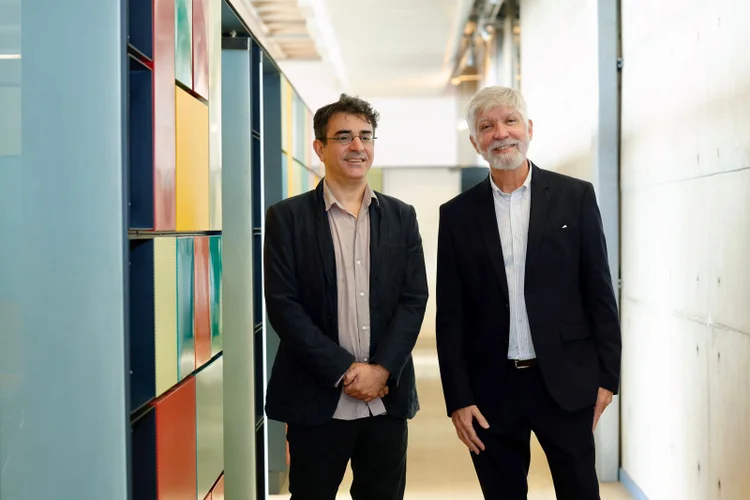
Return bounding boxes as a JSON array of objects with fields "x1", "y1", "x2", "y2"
[
  {"x1": 490, "y1": 166, "x2": 536, "y2": 360},
  {"x1": 324, "y1": 181, "x2": 387, "y2": 420}
]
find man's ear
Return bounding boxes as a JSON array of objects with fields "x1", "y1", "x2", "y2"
[
  {"x1": 313, "y1": 139, "x2": 325, "y2": 161},
  {"x1": 469, "y1": 135, "x2": 480, "y2": 154},
  {"x1": 527, "y1": 119, "x2": 534, "y2": 140}
]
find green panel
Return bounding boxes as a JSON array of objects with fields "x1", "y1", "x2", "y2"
[
  {"x1": 196, "y1": 356, "x2": 224, "y2": 500},
  {"x1": 367, "y1": 167, "x2": 383, "y2": 192},
  {"x1": 209, "y1": 235, "x2": 223, "y2": 356},
  {"x1": 176, "y1": 237, "x2": 195, "y2": 380},
  {"x1": 174, "y1": 0, "x2": 192, "y2": 87}
]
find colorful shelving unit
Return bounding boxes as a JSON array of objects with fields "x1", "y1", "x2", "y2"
[{"x1": 126, "y1": 0, "x2": 224, "y2": 498}]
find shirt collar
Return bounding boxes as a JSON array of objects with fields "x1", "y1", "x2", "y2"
[
  {"x1": 323, "y1": 179, "x2": 378, "y2": 212},
  {"x1": 489, "y1": 162, "x2": 532, "y2": 195}
]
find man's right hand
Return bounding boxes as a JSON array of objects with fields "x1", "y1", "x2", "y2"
[{"x1": 451, "y1": 405, "x2": 490, "y2": 455}]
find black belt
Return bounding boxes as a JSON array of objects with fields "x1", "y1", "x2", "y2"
[{"x1": 509, "y1": 358, "x2": 538, "y2": 369}]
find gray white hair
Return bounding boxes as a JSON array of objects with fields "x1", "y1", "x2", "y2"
[{"x1": 467, "y1": 86, "x2": 530, "y2": 139}]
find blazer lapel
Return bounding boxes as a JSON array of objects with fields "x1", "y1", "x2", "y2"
[
  {"x1": 314, "y1": 182, "x2": 336, "y2": 311},
  {"x1": 475, "y1": 177, "x2": 510, "y2": 300},
  {"x1": 369, "y1": 199, "x2": 383, "y2": 279},
  {"x1": 524, "y1": 164, "x2": 550, "y2": 283}
]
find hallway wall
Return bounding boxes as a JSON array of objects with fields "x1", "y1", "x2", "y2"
[
  {"x1": 618, "y1": 1, "x2": 750, "y2": 498},
  {"x1": 381, "y1": 168, "x2": 462, "y2": 341},
  {"x1": 519, "y1": 0, "x2": 598, "y2": 181}
]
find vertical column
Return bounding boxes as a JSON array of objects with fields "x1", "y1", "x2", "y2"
[
  {"x1": 221, "y1": 40, "x2": 257, "y2": 500},
  {"x1": 591, "y1": 0, "x2": 621, "y2": 482},
  {"x1": 12, "y1": 1, "x2": 129, "y2": 499}
]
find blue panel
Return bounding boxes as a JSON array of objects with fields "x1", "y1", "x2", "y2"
[
  {"x1": 252, "y1": 135, "x2": 262, "y2": 229},
  {"x1": 128, "y1": 58, "x2": 155, "y2": 229},
  {"x1": 251, "y1": 41, "x2": 262, "y2": 134},
  {"x1": 131, "y1": 408, "x2": 157, "y2": 500},
  {"x1": 129, "y1": 240, "x2": 156, "y2": 411},
  {"x1": 128, "y1": 0, "x2": 153, "y2": 59},
  {"x1": 177, "y1": 237, "x2": 195, "y2": 380},
  {"x1": 253, "y1": 233, "x2": 262, "y2": 324}
]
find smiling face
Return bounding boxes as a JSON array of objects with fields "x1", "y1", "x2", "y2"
[
  {"x1": 470, "y1": 106, "x2": 533, "y2": 171},
  {"x1": 314, "y1": 112, "x2": 375, "y2": 183}
]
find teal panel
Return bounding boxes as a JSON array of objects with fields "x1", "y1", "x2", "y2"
[
  {"x1": 176, "y1": 237, "x2": 195, "y2": 380},
  {"x1": 299, "y1": 162, "x2": 309, "y2": 192},
  {"x1": 209, "y1": 235, "x2": 222, "y2": 356},
  {"x1": 174, "y1": 0, "x2": 192, "y2": 87},
  {"x1": 281, "y1": 153, "x2": 288, "y2": 199},
  {"x1": 196, "y1": 356, "x2": 224, "y2": 500}
]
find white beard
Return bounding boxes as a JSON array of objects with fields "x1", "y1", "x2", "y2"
[{"x1": 481, "y1": 140, "x2": 529, "y2": 171}]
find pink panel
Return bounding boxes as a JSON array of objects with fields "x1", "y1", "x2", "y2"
[
  {"x1": 212, "y1": 475, "x2": 224, "y2": 500},
  {"x1": 192, "y1": 0, "x2": 209, "y2": 99},
  {"x1": 153, "y1": 0, "x2": 177, "y2": 230},
  {"x1": 194, "y1": 236, "x2": 212, "y2": 368}
]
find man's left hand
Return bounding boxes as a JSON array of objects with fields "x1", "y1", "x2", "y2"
[
  {"x1": 344, "y1": 363, "x2": 390, "y2": 403},
  {"x1": 593, "y1": 387, "x2": 613, "y2": 432}
]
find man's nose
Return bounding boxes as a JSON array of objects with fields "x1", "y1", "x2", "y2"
[
  {"x1": 493, "y1": 124, "x2": 510, "y2": 139},
  {"x1": 348, "y1": 137, "x2": 365, "y2": 151}
]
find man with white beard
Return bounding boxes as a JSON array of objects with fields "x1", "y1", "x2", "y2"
[{"x1": 435, "y1": 86, "x2": 622, "y2": 500}]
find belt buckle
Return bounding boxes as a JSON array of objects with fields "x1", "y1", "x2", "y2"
[{"x1": 514, "y1": 359, "x2": 529, "y2": 369}]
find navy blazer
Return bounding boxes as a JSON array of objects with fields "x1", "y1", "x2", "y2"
[
  {"x1": 435, "y1": 163, "x2": 621, "y2": 417},
  {"x1": 263, "y1": 180, "x2": 429, "y2": 426}
]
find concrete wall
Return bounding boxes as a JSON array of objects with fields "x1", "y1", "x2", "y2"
[{"x1": 619, "y1": 1, "x2": 750, "y2": 498}]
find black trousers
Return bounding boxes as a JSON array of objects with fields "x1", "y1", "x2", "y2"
[
  {"x1": 470, "y1": 364, "x2": 599, "y2": 500},
  {"x1": 286, "y1": 414, "x2": 408, "y2": 500}
]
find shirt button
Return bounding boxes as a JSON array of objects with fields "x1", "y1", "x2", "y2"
[
  {"x1": 364, "y1": 357, "x2": 369, "y2": 362},
  {"x1": 362, "y1": 326, "x2": 367, "y2": 330},
  {"x1": 356, "y1": 260, "x2": 361, "y2": 265},
  {"x1": 360, "y1": 292, "x2": 365, "y2": 297}
]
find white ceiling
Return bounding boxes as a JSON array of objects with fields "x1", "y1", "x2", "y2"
[{"x1": 322, "y1": 0, "x2": 474, "y2": 97}]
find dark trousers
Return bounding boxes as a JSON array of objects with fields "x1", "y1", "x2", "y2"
[
  {"x1": 286, "y1": 414, "x2": 408, "y2": 500},
  {"x1": 470, "y1": 364, "x2": 599, "y2": 500}
]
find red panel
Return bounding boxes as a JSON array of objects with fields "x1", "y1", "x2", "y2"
[
  {"x1": 194, "y1": 236, "x2": 212, "y2": 368},
  {"x1": 155, "y1": 377, "x2": 197, "y2": 499},
  {"x1": 192, "y1": 0, "x2": 209, "y2": 99},
  {"x1": 153, "y1": 0, "x2": 177, "y2": 230}
]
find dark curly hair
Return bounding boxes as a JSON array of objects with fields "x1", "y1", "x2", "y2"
[{"x1": 313, "y1": 93, "x2": 380, "y2": 142}]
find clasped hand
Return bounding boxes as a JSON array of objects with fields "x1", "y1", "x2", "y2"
[{"x1": 343, "y1": 362, "x2": 390, "y2": 403}]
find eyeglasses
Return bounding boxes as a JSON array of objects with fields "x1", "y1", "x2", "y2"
[{"x1": 324, "y1": 133, "x2": 376, "y2": 145}]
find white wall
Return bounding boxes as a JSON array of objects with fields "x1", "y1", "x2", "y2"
[
  {"x1": 619, "y1": 1, "x2": 750, "y2": 498},
  {"x1": 520, "y1": 0, "x2": 598, "y2": 180},
  {"x1": 382, "y1": 168, "x2": 462, "y2": 341},
  {"x1": 369, "y1": 96, "x2": 460, "y2": 168}
]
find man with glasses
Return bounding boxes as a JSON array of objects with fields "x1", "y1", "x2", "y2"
[{"x1": 263, "y1": 94, "x2": 429, "y2": 500}]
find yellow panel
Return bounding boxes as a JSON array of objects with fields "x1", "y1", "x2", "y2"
[
  {"x1": 176, "y1": 86, "x2": 210, "y2": 231},
  {"x1": 154, "y1": 237, "x2": 178, "y2": 396},
  {"x1": 286, "y1": 153, "x2": 297, "y2": 196}
]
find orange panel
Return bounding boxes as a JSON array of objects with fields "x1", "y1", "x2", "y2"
[
  {"x1": 155, "y1": 377, "x2": 197, "y2": 499},
  {"x1": 194, "y1": 236, "x2": 211, "y2": 368},
  {"x1": 176, "y1": 86, "x2": 210, "y2": 231}
]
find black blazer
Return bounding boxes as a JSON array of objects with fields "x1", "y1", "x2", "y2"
[
  {"x1": 263, "y1": 180, "x2": 429, "y2": 426},
  {"x1": 435, "y1": 163, "x2": 621, "y2": 417}
]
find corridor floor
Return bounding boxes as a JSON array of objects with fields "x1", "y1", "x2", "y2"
[{"x1": 270, "y1": 338, "x2": 632, "y2": 500}]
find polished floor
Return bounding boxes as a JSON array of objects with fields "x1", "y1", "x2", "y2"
[{"x1": 270, "y1": 337, "x2": 632, "y2": 500}]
